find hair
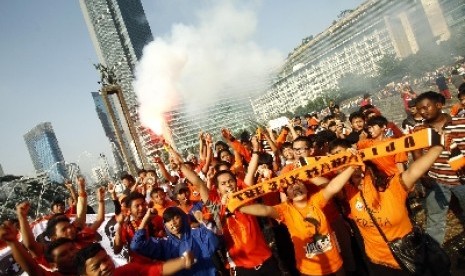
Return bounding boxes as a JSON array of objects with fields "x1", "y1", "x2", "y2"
[
  {"x1": 146, "y1": 169, "x2": 157, "y2": 175},
  {"x1": 314, "y1": 130, "x2": 337, "y2": 148},
  {"x1": 45, "y1": 238, "x2": 74, "y2": 263},
  {"x1": 75, "y1": 243, "x2": 106, "y2": 275},
  {"x1": 333, "y1": 104, "x2": 340, "y2": 109},
  {"x1": 359, "y1": 104, "x2": 375, "y2": 113},
  {"x1": 120, "y1": 174, "x2": 135, "y2": 183},
  {"x1": 51, "y1": 200, "x2": 65, "y2": 209},
  {"x1": 328, "y1": 121, "x2": 337, "y2": 128},
  {"x1": 218, "y1": 149, "x2": 232, "y2": 158},
  {"x1": 365, "y1": 161, "x2": 390, "y2": 192},
  {"x1": 257, "y1": 152, "x2": 273, "y2": 168},
  {"x1": 137, "y1": 169, "x2": 147, "y2": 175},
  {"x1": 349, "y1": 111, "x2": 365, "y2": 123},
  {"x1": 214, "y1": 160, "x2": 231, "y2": 171},
  {"x1": 294, "y1": 125, "x2": 303, "y2": 132},
  {"x1": 183, "y1": 161, "x2": 195, "y2": 169},
  {"x1": 416, "y1": 91, "x2": 445, "y2": 105},
  {"x1": 163, "y1": 206, "x2": 185, "y2": 223},
  {"x1": 407, "y1": 99, "x2": 417, "y2": 108},
  {"x1": 321, "y1": 115, "x2": 334, "y2": 124},
  {"x1": 293, "y1": 135, "x2": 313, "y2": 148},
  {"x1": 150, "y1": 187, "x2": 165, "y2": 197},
  {"x1": 213, "y1": 170, "x2": 236, "y2": 186},
  {"x1": 366, "y1": 115, "x2": 388, "y2": 128},
  {"x1": 177, "y1": 187, "x2": 189, "y2": 196},
  {"x1": 45, "y1": 216, "x2": 71, "y2": 238},
  {"x1": 124, "y1": 192, "x2": 145, "y2": 208},
  {"x1": 328, "y1": 138, "x2": 352, "y2": 153},
  {"x1": 214, "y1": 141, "x2": 229, "y2": 150},
  {"x1": 281, "y1": 141, "x2": 293, "y2": 150}
]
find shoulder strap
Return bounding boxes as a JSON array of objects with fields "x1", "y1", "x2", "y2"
[{"x1": 360, "y1": 190, "x2": 390, "y2": 244}]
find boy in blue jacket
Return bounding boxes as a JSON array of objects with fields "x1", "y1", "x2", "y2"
[{"x1": 131, "y1": 206, "x2": 219, "y2": 276}]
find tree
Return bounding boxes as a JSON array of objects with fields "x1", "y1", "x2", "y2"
[{"x1": 375, "y1": 53, "x2": 408, "y2": 85}]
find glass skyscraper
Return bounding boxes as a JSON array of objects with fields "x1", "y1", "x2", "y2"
[
  {"x1": 79, "y1": 0, "x2": 153, "y2": 108},
  {"x1": 24, "y1": 122, "x2": 66, "y2": 183}
]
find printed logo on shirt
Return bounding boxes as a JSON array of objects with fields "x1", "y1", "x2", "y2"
[
  {"x1": 355, "y1": 198, "x2": 364, "y2": 211},
  {"x1": 304, "y1": 233, "x2": 333, "y2": 258}
]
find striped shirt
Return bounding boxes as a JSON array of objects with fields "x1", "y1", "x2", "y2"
[{"x1": 415, "y1": 116, "x2": 465, "y2": 186}]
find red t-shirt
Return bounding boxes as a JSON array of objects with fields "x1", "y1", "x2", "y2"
[{"x1": 115, "y1": 261, "x2": 163, "y2": 276}]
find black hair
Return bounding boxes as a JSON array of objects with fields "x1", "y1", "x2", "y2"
[
  {"x1": 416, "y1": 91, "x2": 445, "y2": 105},
  {"x1": 45, "y1": 238, "x2": 74, "y2": 263},
  {"x1": 137, "y1": 169, "x2": 147, "y2": 175},
  {"x1": 218, "y1": 148, "x2": 232, "y2": 158},
  {"x1": 150, "y1": 187, "x2": 165, "y2": 197},
  {"x1": 163, "y1": 206, "x2": 185, "y2": 223},
  {"x1": 75, "y1": 243, "x2": 106, "y2": 275},
  {"x1": 293, "y1": 135, "x2": 313, "y2": 148},
  {"x1": 177, "y1": 187, "x2": 189, "y2": 195},
  {"x1": 328, "y1": 138, "x2": 352, "y2": 153},
  {"x1": 281, "y1": 141, "x2": 293, "y2": 149},
  {"x1": 146, "y1": 169, "x2": 157, "y2": 175},
  {"x1": 51, "y1": 200, "x2": 65, "y2": 209},
  {"x1": 294, "y1": 125, "x2": 303, "y2": 132},
  {"x1": 328, "y1": 121, "x2": 337, "y2": 128},
  {"x1": 359, "y1": 104, "x2": 375, "y2": 113},
  {"x1": 349, "y1": 111, "x2": 365, "y2": 122},
  {"x1": 45, "y1": 216, "x2": 71, "y2": 238},
  {"x1": 407, "y1": 99, "x2": 417, "y2": 108},
  {"x1": 314, "y1": 130, "x2": 337, "y2": 148},
  {"x1": 214, "y1": 141, "x2": 229, "y2": 150},
  {"x1": 366, "y1": 115, "x2": 388, "y2": 128},
  {"x1": 120, "y1": 174, "x2": 135, "y2": 183},
  {"x1": 124, "y1": 192, "x2": 145, "y2": 208},
  {"x1": 213, "y1": 170, "x2": 237, "y2": 187},
  {"x1": 257, "y1": 152, "x2": 273, "y2": 167},
  {"x1": 214, "y1": 161, "x2": 231, "y2": 171},
  {"x1": 183, "y1": 161, "x2": 195, "y2": 169},
  {"x1": 333, "y1": 104, "x2": 340, "y2": 109},
  {"x1": 365, "y1": 161, "x2": 390, "y2": 191},
  {"x1": 321, "y1": 115, "x2": 334, "y2": 123}
]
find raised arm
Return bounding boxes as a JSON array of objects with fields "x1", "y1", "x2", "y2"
[
  {"x1": 154, "y1": 156, "x2": 178, "y2": 184},
  {"x1": 169, "y1": 147, "x2": 210, "y2": 204},
  {"x1": 90, "y1": 187, "x2": 106, "y2": 231},
  {"x1": 16, "y1": 202, "x2": 44, "y2": 257},
  {"x1": 64, "y1": 179, "x2": 77, "y2": 208},
  {"x1": 322, "y1": 166, "x2": 356, "y2": 200},
  {"x1": 402, "y1": 145, "x2": 443, "y2": 190},
  {"x1": 113, "y1": 212, "x2": 127, "y2": 254},
  {"x1": 0, "y1": 221, "x2": 47, "y2": 276},
  {"x1": 75, "y1": 176, "x2": 87, "y2": 229},
  {"x1": 239, "y1": 204, "x2": 279, "y2": 219},
  {"x1": 201, "y1": 133, "x2": 213, "y2": 175},
  {"x1": 244, "y1": 136, "x2": 260, "y2": 186},
  {"x1": 198, "y1": 132, "x2": 206, "y2": 161}
]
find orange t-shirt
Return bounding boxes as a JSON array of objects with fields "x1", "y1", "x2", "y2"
[
  {"x1": 153, "y1": 200, "x2": 177, "y2": 216},
  {"x1": 273, "y1": 191, "x2": 343, "y2": 275},
  {"x1": 357, "y1": 138, "x2": 407, "y2": 176},
  {"x1": 345, "y1": 174, "x2": 412, "y2": 268},
  {"x1": 450, "y1": 103, "x2": 465, "y2": 117}
]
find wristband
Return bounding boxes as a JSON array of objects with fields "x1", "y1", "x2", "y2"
[{"x1": 252, "y1": 151, "x2": 260, "y2": 154}]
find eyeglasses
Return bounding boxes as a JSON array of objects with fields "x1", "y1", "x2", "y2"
[{"x1": 293, "y1": 147, "x2": 310, "y2": 153}]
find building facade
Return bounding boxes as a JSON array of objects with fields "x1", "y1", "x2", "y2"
[
  {"x1": 252, "y1": 0, "x2": 464, "y2": 122},
  {"x1": 91, "y1": 92, "x2": 125, "y2": 174},
  {"x1": 23, "y1": 122, "x2": 66, "y2": 183},
  {"x1": 0, "y1": 164, "x2": 4, "y2": 177},
  {"x1": 80, "y1": 0, "x2": 155, "y2": 171}
]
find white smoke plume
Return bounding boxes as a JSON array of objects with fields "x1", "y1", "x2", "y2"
[{"x1": 133, "y1": 1, "x2": 284, "y2": 135}]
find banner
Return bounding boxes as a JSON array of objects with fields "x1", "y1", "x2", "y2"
[
  {"x1": 227, "y1": 128, "x2": 437, "y2": 211},
  {"x1": 0, "y1": 213, "x2": 128, "y2": 275}
]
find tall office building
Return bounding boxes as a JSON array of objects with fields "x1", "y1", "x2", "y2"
[
  {"x1": 0, "y1": 163, "x2": 4, "y2": 177},
  {"x1": 24, "y1": 122, "x2": 66, "y2": 183},
  {"x1": 252, "y1": 0, "x2": 464, "y2": 122},
  {"x1": 91, "y1": 92, "x2": 125, "y2": 174},
  {"x1": 80, "y1": 0, "x2": 154, "y2": 170}
]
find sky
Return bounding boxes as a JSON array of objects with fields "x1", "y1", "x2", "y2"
[{"x1": 0, "y1": 0, "x2": 363, "y2": 178}]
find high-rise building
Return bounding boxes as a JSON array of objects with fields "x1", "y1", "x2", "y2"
[
  {"x1": 91, "y1": 92, "x2": 125, "y2": 174},
  {"x1": 80, "y1": 0, "x2": 153, "y2": 108},
  {"x1": 80, "y1": 0, "x2": 156, "y2": 171},
  {"x1": 23, "y1": 122, "x2": 66, "y2": 183},
  {"x1": 252, "y1": 0, "x2": 465, "y2": 122},
  {"x1": 0, "y1": 163, "x2": 4, "y2": 177}
]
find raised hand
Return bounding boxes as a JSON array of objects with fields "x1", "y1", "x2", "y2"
[
  {"x1": 64, "y1": 179, "x2": 73, "y2": 190},
  {"x1": 16, "y1": 201, "x2": 30, "y2": 217},
  {"x1": 204, "y1": 133, "x2": 213, "y2": 145},
  {"x1": 182, "y1": 251, "x2": 195, "y2": 269},
  {"x1": 221, "y1": 128, "x2": 233, "y2": 141},
  {"x1": 96, "y1": 187, "x2": 106, "y2": 202},
  {"x1": 0, "y1": 221, "x2": 18, "y2": 243},
  {"x1": 251, "y1": 136, "x2": 260, "y2": 152},
  {"x1": 107, "y1": 183, "x2": 115, "y2": 194}
]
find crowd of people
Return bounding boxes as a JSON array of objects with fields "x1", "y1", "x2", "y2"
[{"x1": 1, "y1": 72, "x2": 465, "y2": 276}]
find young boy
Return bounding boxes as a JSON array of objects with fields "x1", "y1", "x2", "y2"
[{"x1": 345, "y1": 111, "x2": 367, "y2": 145}]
